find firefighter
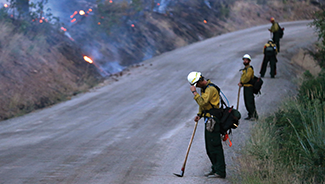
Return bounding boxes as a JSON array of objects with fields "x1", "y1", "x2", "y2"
[
  {"x1": 187, "y1": 71, "x2": 226, "y2": 178},
  {"x1": 268, "y1": 17, "x2": 281, "y2": 52},
  {"x1": 260, "y1": 39, "x2": 278, "y2": 78},
  {"x1": 238, "y1": 54, "x2": 258, "y2": 121}
]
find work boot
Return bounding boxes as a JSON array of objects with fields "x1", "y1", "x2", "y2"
[
  {"x1": 249, "y1": 117, "x2": 257, "y2": 121},
  {"x1": 244, "y1": 117, "x2": 251, "y2": 120},
  {"x1": 208, "y1": 173, "x2": 225, "y2": 178},
  {"x1": 204, "y1": 170, "x2": 214, "y2": 177}
]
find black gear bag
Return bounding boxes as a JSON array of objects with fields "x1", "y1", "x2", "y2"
[{"x1": 204, "y1": 83, "x2": 241, "y2": 135}]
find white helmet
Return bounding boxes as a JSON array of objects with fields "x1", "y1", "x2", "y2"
[
  {"x1": 187, "y1": 71, "x2": 201, "y2": 86},
  {"x1": 242, "y1": 54, "x2": 251, "y2": 61}
]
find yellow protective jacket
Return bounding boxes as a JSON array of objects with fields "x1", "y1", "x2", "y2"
[
  {"x1": 194, "y1": 80, "x2": 220, "y2": 118},
  {"x1": 263, "y1": 42, "x2": 278, "y2": 54},
  {"x1": 240, "y1": 65, "x2": 254, "y2": 87},
  {"x1": 270, "y1": 22, "x2": 279, "y2": 33}
]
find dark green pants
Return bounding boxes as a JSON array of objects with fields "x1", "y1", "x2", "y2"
[
  {"x1": 260, "y1": 54, "x2": 277, "y2": 78},
  {"x1": 244, "y1": 87, "x2": 258, "y2": 119},
  {"x1": 273, "y1": 33, "x2": 280, "y2": 52},
  {"x1": 204, "y1": 117, "x2": 226, "y2": 177}
]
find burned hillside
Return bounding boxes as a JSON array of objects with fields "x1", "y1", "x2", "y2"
[{"x1": 0, "y1": 0, "x2": 321, "y2": 120}]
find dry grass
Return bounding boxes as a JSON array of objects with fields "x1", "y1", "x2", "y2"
[
  {"x1": 233, "y1": 77, "x2": 325, "y2": 183},
  {"x1": 232, "y1": 117, "x2": 301, "y2": 184},
  {"x1": 0, "y1": 20, "x2": 101, "y2": 120}
]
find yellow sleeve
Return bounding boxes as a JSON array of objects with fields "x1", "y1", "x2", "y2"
[
  {"x1": 240, "y1": 67, "x2": 254, "y2": 84},
  {"x1": 194, "y1": 87, "x2": 219, "y2": 116},
  {"x1": 270, "y1": 23, "x2": 279, "y2": 33},
  {"x1": 194, "y1": 87, "x2": 213, "y2": 107}
]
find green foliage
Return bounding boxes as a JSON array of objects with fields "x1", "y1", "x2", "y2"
[
  {"x1": 238, "y1": 71, "x2": 325, "y2": 183},
  {"x1": 298, "y1": 71, "x2": 325, "y2": 103},
  {"x1": 130, "y1": 0, "x2": 143, "y2": 12},
  {"x1": 211, "y1": 1, "x2": 235, "y2": 18},
  {"x1": 96, "y1": 2, "x2": 126, "y2": 35},
  {"x1": 310, "y1": 6, "x2": 325, "y2": 68}
]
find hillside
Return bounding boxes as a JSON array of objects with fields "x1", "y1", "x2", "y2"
[{"x1": 0, "y1": 0, "x2": 321, "y2": 121}]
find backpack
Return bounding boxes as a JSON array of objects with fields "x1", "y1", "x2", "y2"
[
  {"x1": 265, "y1": 43, "x2": 276, "y2": 56},
  {"x1": 250, "y1": 76, "x2": 263, "y2": 94},
  {"x1": 277, "y1": 23, "x2": 284, "y2": 39},
  {"x1": 243, "y1": 66, "x2": 264, "y2": 94},
  {"x1": 205, "y1": 83, "x2": 241, "y2": 135}
]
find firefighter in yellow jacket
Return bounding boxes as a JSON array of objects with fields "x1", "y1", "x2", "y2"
[
  {"x1": 268, "y1": 17, "x2": 281, "y2": 52},
  {"x1": 260, "y1": 39, "x2": 278, "y2": 78},
  {"x1": 238, "y1": 54, "x2": 258, "y2": 121},
  {"x1": 187, "y1": 71, "x2": 226, "y2": 178}
]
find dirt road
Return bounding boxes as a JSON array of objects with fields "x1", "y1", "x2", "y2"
[{"x1": 0, "y1": 20, "x2": 317, "y2": 184}]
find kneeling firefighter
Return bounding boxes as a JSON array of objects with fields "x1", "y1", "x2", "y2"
[{"x1": 187, "y1": 71, "x2": 226, "y2": 178}]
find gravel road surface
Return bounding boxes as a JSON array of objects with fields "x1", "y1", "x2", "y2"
[{"x1": 0, "y1": 20, "x2": 317, "y2": 184}]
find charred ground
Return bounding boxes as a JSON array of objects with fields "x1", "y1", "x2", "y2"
[{"x1": 0, "y1": 0, "x2": 321, "y2": 120}]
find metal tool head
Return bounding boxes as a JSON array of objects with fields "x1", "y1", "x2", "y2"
[{"x1": 173, "y1": 171, "x2": 184, "y2": 177}]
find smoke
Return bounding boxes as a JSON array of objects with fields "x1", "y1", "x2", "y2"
[
  {"x1": 0, "y1": 0, "x2": 215, "y2": 76},
  {"x1": 204, "y1": 0, "x2": 211, "y2": 9},
  {"x1": 158, "y1": 0, "x2": 171, "y2": 13}
]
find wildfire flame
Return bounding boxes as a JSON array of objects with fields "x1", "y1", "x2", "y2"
[
  {"x1": 71, "y1": 18, "x2": 76, "y2": 23},
  {"x1": 83, "y1": 56, "x2": 93, "y2": 64},
  {"x1": 131, "y1": 24, "x2": 135, "y2": 27},
  {"x1": 87, "y1": 9, "x2": 92, "y2": 14},
  {"x1": 203, "y1": 20, "x2": 207, "y2": 23},
  {"x1": 70, "y1": 11, "x2": 77, "y2": 18},
  {"x1": 157, "y1": 3, "x2": 160, "y2": 6},
  {"x1": 61, "y1": 27, "x2": 67, "y2": 31},
  {"x1": 79, "y1": 10, "x2": 85, "y2": 16},
  {"x1": 4, "y1": 4, "x2": 8, "y2": 8},
  {"x1": 109, "y1": 0, "x2": 113, "y2": 3}
]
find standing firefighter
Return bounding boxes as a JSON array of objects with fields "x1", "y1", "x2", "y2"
[
  {"x1": 187, "y1": 71, "x2": 226, "y2": 179},
  {"x1": 268, "y1": 17, "x2": 282, "y2": 52},
  {"x1": 260, "y1": 39, "x2": 278, "y2": 78},
  {"x1": 238, "y1": 54, "x2": 258, "y2": 121}
]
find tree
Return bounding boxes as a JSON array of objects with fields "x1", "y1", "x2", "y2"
[
  {"x1": 310, "y1": 5, "x2": 325, "y2": 68},
  {"x1": 15, "y1": 0, "x2": 29, "y2": 17}
]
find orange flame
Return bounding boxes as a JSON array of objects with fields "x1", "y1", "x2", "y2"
[
  {"x1": 131, "y1": 24, "x2": 135, "y2": 27},
  {"x1": 98, "y1": 22, "x2": 101, "y2": 25},
  {"x1": 71, "y1": 18, "x2": 76, "y2": 23},
  {"x1": 61, "y1": 27, "x2": 67, "y2": 31},
  {"x1": 70, "y1": 11, "x2": 77, "y2": 18},
  {"x1": 203, "y1": 20, "x2": 207, "y2": 23},
  {"x1": 83, "y1": 56, "x2": 93, "y2": 64},
  {"x1": 89, "y1": 9, "x2": 93, "y2": 12},
  {"x1": 39, "y1": 19, "x2": 43, "y2": 23},
  {"x1": 109, "y1": 0, "x2": 113, "y2": 3},
  {"x1": 157, "y1": 3, "x2": 160, "y2": 6},
  {"x1": 4, "y1": 4, "x2": 8, "y2": 8},
  {"x1": 79, "y1": 10, "x2": 85, "y2": 16}
]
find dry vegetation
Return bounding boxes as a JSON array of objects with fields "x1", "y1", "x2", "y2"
[
  {"x1": 0, "y1": 0, "x2": 321, "y2": 121},
  {"x1": 0, "y1": 21, "x2": 102, "y2": 120}
]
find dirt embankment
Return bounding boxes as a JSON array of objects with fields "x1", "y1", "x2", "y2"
[{"x1": 0, "y1": 0, "x2": 321, "y2": 121}]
